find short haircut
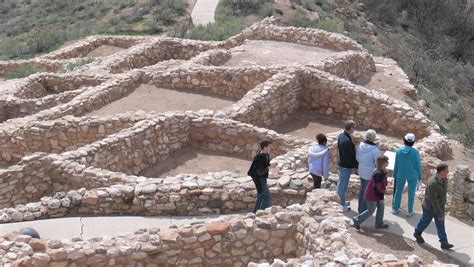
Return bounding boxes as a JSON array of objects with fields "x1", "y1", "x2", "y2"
[
  {"x1": 376, "y1": 155, "x2": 389, "y2": 170},
  {"x1": 260, "y1": 140, "x2": 272, "y2": 150},
  {"x1": 365, "y1": 129, "x2": 377, "y2": 142},
  {"x1": 403, "y1": 139, "x2": 415, "y2": 147},
  {"x1": 436, "y1": 163, "x2": 449, "y2": 173},
  {"x1": 344, "y1": 120, "x2": 356, "y2": 131},
  {"x1": 316, "y1": 133, "x2": 327, "y2": 145}
]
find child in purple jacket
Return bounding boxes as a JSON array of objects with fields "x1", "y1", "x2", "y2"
[{"x1": 353, "y1": 155, "x2": 389, "y2": 229}]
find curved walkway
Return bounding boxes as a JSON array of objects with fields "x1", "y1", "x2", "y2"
[
  {"x1": 0, "y1": 214, "x2": 236, "y2": 240},
  {"x1": 344, "y1": 205, "x2": 474, "y2": 265},
  {"x1": 191, "y1": 0, "x2": 219, "y2": 25}
]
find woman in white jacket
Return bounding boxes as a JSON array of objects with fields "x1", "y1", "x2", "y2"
[{"x1": 356, "y1": 129, "x2": 380, "y2": 214}]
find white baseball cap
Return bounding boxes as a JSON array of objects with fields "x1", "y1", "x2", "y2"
[{"x1": 404, "y1": 133, "x2": 416, "y2": 142}]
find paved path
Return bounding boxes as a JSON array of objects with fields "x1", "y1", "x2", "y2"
[
  {"x1": 345, "y1": 207, "x2": 474, "y2": 265},
  {"x1": 0, "y1": 215, "x2": 236, "y2": 240},
  {"x1": 191, "y1": 0, "x2": 219, "y2": 25}
]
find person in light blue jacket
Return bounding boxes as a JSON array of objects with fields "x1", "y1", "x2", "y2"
[
  {"x1": 308, "y1": 133, "x2": 330, "y2": 189},
  {"x1": 392, "y1": 133, "x2": 422, "y2": 217},
  {"x1": 356, "y1": 129, "x2": 380, "y2": 214}
]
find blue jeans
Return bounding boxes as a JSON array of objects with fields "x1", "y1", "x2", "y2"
[
  {"x1": 353, "y1": 200, "x2": 385, "y2": 227},
  {"x1": 415, "y1": 206, "x2": 448, "y2": 244},
  {"x1": 253, "y1": 180, "x2": 272, "y2": 213},
  {"x1": 358, "y1": 178, "x2": 370, "y2": 213},
  {"x1": 393, "y1": 177, "x2": 417, "y2": 213},
  {"x1": 337, "y1": 167, "x2": 352, "y2": 206}
]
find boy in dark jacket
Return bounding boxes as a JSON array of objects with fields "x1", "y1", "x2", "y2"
[
  {"x1": 337, "y1": 120, "x2": 358, "y2": 211},
  {"x1": 248, "y1": 140, "x2": 272, "y2": 213}
]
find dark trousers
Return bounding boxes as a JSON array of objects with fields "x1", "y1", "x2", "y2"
[
  {"x1": 415, "y1": 206, "x2": 448, "y2": 244},
  {"x1": 311, "y1": 173, "x2": 322, "y2": 189},
  {"x1": 253, "y1": 180, "x2": 272, "y2": 213}
]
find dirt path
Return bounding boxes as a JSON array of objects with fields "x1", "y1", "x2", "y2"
[
  {"x1": 139, "y1": 147, "x2": 251, "y2": 178},
  {"x1": 191, "y1": 0, "x2": 219, "y2": 25},
  {"x1": 86, "y1": 45, "x2": 124, "y2": 58},
  {"x1": 88, "y1": 84, "x2": 234, "y2": 116},
  {"x1": 224, "y1": 40, "x2": 339, "y2": 67},
  {"x1": 358, "y1": 56, "x2": 417, "y2": 102},
  {"x1": 444, "y1": 140, "x2": 474, "y2": 171}
]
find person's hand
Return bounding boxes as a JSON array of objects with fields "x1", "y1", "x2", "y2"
[
  {"x1": 378, "y1": 199, "x2": 384, "y2": 204},
  {"x1": 437, "y1": 215, "x2": 444, "y2": 220}
]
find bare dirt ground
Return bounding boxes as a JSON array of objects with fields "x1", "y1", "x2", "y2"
[
  {"x1": 358, "y1": 57, "x2": 416, "y2": 102},
  {"x1": 444, "y1": 140, "x2": 474, "y2": 171},
  {"x1": 86, "y1": 45, "x2": 124, "y2": 58},
  {"x1": 139, "y1": 146, "x2": 251, "y2": 178},
  {"x1": 224, "y1": 40, "x2": 339, "y2": 67},
  {"x1": 271, "y1": 111, "x2": 343, "y2": 139},
  {"x1": 349, "y1": 228, "x2": 464, "y2": 265},
  {"x1": 88, "y1": 84, "x2": 234, "y2": 116}
]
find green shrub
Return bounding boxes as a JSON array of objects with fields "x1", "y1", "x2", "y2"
[
  {"x1": 60, "y1": 58, "x2": 94, "y2": 73},
  {"x1": 314, "y1": 17, "x2": 345, "y2": 33},
  {"x1": 4, "y1": 64, "x2": 47, "y2": 80}
]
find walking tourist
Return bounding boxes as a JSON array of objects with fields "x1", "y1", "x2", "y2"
[
  {"x1": 356, "y1": 129, "x2": 380, "y2": 213},
  {"x1": 352, "y1": 155, "x2": 390, "y2": 229},
  {"x1": 308, "y1": 133, "x2": 330, "y2": 189},
  {"x1": 337, "y1": 120, "x2": 358, "y2": 211},
  {"x1": 248, "y1": 140, "x2": 273, "y2": 213},
  {"x1": 413, "y1": 163, "x2": 453, "y2": 250},
  {"x1": 392, "y1": 133, "x2": 422, "y2": 217}
]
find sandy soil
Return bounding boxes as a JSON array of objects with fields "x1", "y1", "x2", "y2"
[
  {"x1": 88, "y1": 84, "x2": 234, "y2": 116},
  {"x1": 444, "y1": 140, "x2": 474, "y2": 171},
  {"x1": 139, "y1": 147, "x2": 251, "y2": 178},
  {"x1": 86, "y1": 45, "x2": 124, "y2": 58},
  {"x1": 271, "y1": 111, "x2": 343, "y2": 139},
  {"x1": 224, "y1": 40, "x2": 339, "y2": 67},
  {"x1": 349, "y1": 228, "x2": 463, "y2": 265},
  {"x1": 358, "y1": 57, "x2": 416, "y2": 102}
]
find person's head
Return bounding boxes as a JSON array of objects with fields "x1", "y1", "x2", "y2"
[
  {"x1": 260, "y1": 140, "x2": 272, "y2": 153},
  {"x1": 376, "y1": 155, "x2": 389, "y2": 171},
  {"x1": 316, "y1": 133, "x2": 327, "y2": 146},
  {"x1": 344, "y1": 120, "x2": 356, "y2": 134},
  {"x1": 403, "y1": 133, "x2": 416, "y2": 147},
  {"x1": 365, "y1": 129, "x2": 377, "y2": 143},
  {"x1": 436, "y1": 163, "x2": 449, "y2": 179}
]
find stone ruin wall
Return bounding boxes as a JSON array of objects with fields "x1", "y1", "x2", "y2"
[
  {"x1": 0, "y1": 191, "x2": 426, "y2": 267},
  {"x1": 0, "y1": 17, "x2": 465, "y2": 266}
]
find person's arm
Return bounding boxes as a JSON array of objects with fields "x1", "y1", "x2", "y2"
[
  {"x1": 415, "y1": 149, "x2": 422, "y2": 181},
  {"x1": 428, "y1": 183, "x2": 443, "y2": 218},
  {"x1": 322, "y1": 150, "x2": 330, "y2": 179},
  {"x1": 373, "y1": 148, "x2": 380, "y2": 167},
  {"x1": 393, "y1": 151, "x2": 399, "y2": 178},
  {"x1": 255, "y1": 155, "x2": 270, "y2": 176}
]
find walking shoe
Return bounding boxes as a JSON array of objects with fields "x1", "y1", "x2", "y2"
[
  {"x1": 375, "y1": 224, "x2": 389, "y2": 229},
  {"x1": 413, "y1": 233, "x2": 425, "y2": 243},
  {"x1": 343, "y1": 205, "x2": 351, "y2": 212},
  {"x1": 391, "y1": 208, "x2": 401, "y2": 214},
  {"x1": 441, "y1": 243, "x2": 454, "y2": 250},
  {"x1": 406, "y1": 212, "x2": 414, "y2": 217},
  {"x1": 352, "y1": 218, "x2": 360, "y2": 230},
  {"x1": 345, "y1": 201, "x2": 351, "y2": 206}
]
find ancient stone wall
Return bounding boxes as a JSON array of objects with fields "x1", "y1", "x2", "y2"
[
  {"x1": 226, "y1": 72, "x2": 302, "y2": 128},
  {"x1": 148, "y1": 65, "x2": 277, "y2": 100},
  {"x1": 448, "y1": 165, "x2": 472, "y2": 219}
]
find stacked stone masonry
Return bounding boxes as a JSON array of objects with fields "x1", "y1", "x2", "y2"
[{"x1": 0, "y1": 16, "x2": 465, "y2": 266}]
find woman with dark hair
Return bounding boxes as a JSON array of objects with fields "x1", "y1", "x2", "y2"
[{"x1": 392, "y1": 133, "x2": 422, "y2": 217}]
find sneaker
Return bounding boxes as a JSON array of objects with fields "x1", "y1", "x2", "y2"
[
  {"x1": 343, "y1": 205, "x2": 352, "y2": 212},
  {"x1": 391, "y1": 208, "x2": 401, "y2": 214},
  {"x1": 413, "y1": 233, "x2": 425, "y2": 244},
  {"x1": 441, "y1": 243, "x2": 454, "y2": 250},
  {"x1": 345, "y1": 201, "x2": 351, "y2": 206},
  {"x1": 352, "y1": 218, "x2": 360, "y2": 230},
  {"x1": 375, "y1": 224, "x2": 389, "y2": 229},
  {"x1": 406, "y1": 212, "x2": 414, "y2": 217}
]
